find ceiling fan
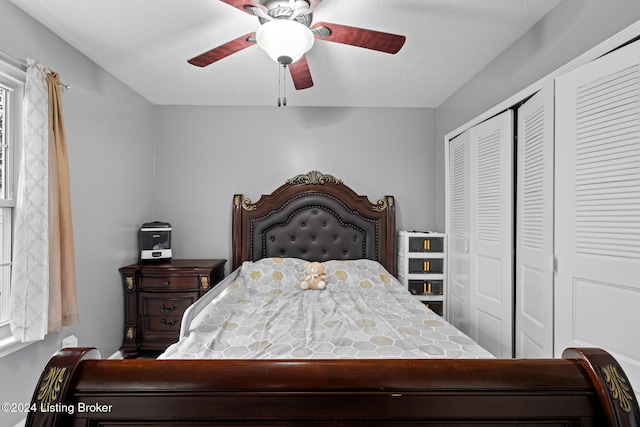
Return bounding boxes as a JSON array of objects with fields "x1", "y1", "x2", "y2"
[{"x1": 188, "y1": 0, "x2": 406, "y2": 91}]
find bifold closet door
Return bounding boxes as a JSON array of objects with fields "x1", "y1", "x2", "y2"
[
  {"x1": 448, "y1": 130, "x2": 471, "y2": 336},
  {"x1": 555, "y1": 38, "x2": 640, "y2": 394},
  {"x1": 515, "y1": 82, "x2": 555, "y2": 358},
  {"x1": 469, "y1": 110, "x2": 514, "y2": 358}
]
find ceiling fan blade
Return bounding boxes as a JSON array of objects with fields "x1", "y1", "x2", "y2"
[
  {"x1": 312, "y1": 22, "x2": 405, "y2": 54},
  {"x1": 220, "y1": 0, "x2": 268, "y2": 15},
  {"x1": 289, "y1": 55, "x2": 314, "y2": 90},
  {"x1": 188, "y1": 33, "x2": 256, "y2": 67}
]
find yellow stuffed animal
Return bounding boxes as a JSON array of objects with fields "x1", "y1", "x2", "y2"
[{"x1": 300, "y1": 261, "x2": 327, "y2": 290}]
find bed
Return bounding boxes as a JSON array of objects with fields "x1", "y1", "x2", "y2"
[
  {"x1": 26, "y1": 171, "x2": 640, "y2": 426},
  {"x1": 158, "y1": 257, "x2": 493, "y2": 360}
]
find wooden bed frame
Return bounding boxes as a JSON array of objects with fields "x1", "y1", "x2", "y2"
[
  {"x1": 26, "y1": 347, "x2": 640, "y2": 426},
  {"x1": 231, "y1": 170, "x2": 396, "y2": 274},
  {"x1": 27, "y1": 171, "x2": 640, "y2": 426}
]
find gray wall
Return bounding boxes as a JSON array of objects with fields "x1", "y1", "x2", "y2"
[
  {"x1": 4, "y1": 0, "x2": 640, "y2": 425},
  {"x1": 154, "y1": 106, "x2": 438, "y2": 269},
  {"x1": 434, "y1": 0, "x2": 640, "y2": 229},
  {"x1": 0, "y1": 3, "x2": 156, "y2": 426}
]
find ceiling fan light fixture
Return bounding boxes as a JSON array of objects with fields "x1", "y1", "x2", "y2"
[{"x1": 256, "y1": 19, "x2": 314, "y2": 65}]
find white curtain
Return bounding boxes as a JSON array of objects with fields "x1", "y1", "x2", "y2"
[{"x1": 9, "y1": 59, "x2": 50, "y2": 342}]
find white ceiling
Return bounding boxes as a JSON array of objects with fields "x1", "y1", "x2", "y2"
[{"x1": 9, "y1": 0, "x2": 562, "y2": 108}]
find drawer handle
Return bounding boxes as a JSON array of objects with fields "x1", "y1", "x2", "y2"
[
  {"x1": 424, "y1": 239, "x2": 430, "y2": 251},
  {"x1": 423, "y1": 261, "x2": 430, "y2": 272},
  {"x1": 159, "y1": 303, "x2": 177, "y2": 313},
  {"x1": 161, "y1": 318, "x2": 178, "y2": 327},
  {"x1": 163, "y1": 280, "x2": 170, "y2": 286},
  {"x1": 424, "y1": 282, "x2": 432, "y2": 295}
]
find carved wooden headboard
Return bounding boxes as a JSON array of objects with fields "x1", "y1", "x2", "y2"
[{"x1": 232, "y1": 171, "x2": 396, "y2": 274}]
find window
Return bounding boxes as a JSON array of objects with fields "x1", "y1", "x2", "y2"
[
  {"x1": 0, "y1": 86, "x2": 14, "y2": 323},
  {"x1": 0, "y1": 56, "x2": 25, "y2": 356}
]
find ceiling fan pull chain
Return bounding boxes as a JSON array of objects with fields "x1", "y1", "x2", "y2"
[
  {"x1": 283, "y1": 64, "x2": 287, "y2": 106},
  {"x1": 277, "y1": 63, "x2": 282, "y2": 107},
  {"x1": 277, "y1": 63, "x2": 288, "y2": 107}
]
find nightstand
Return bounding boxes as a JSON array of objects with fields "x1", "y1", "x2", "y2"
[{"x1": 119, "y1": 259, "x2": 226, "y2": 358}]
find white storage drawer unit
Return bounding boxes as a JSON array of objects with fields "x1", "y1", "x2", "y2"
[{"x1": 398, "y1": 231, "x2": 446, "y2": 317}]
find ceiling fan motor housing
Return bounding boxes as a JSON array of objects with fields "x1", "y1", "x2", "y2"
[{"x1": 257, "y1": 0, "x2": 313, "y2": 26}]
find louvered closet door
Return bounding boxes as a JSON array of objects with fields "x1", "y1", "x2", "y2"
[
  {"x1": 515, "y1": 82, "x2": 555, "y2": 358},
  {"x1": 448, "y1": 130, "x2": 471, "y2": 335},
  {"x1": 469, "y1": 110, "x2": 514, "y2": 358},
  {"x1": 555, "y1": 39, "x2": 640, "y2": 394}
]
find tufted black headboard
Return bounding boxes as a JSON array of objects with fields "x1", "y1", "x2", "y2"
[{"x1": 232, "y1": 171, "x2": 396, "y2": 274}]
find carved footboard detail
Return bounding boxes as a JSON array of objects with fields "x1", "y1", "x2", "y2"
[
  {"x1": 563, "y1": 347, "x2": 640, "y2": 427},
  {"x1": 26, "y1": 347, "x2": 100, "y2": 427}
]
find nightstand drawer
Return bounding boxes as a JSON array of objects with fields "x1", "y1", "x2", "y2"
[
  {"x1": 139, "y1": 275, "x2": 199, "y2": 291},
  {"x1": 141, "y1": 294, "x2": 196, "y2": 334},
  {"x1": 142, "y1": 294, "x2": 195, "y2": 316},
  {"x1": 144, "y1": 315, "x2": 183, "y2": 333}
]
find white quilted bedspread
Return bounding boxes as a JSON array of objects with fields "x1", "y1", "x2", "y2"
[{"x1": 159, "y1": 258, "x2": 493, "y2": 359}]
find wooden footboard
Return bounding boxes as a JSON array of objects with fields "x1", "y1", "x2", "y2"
[{"x1": 27, "y1": 347, "x2": 639, "y2": 426}]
